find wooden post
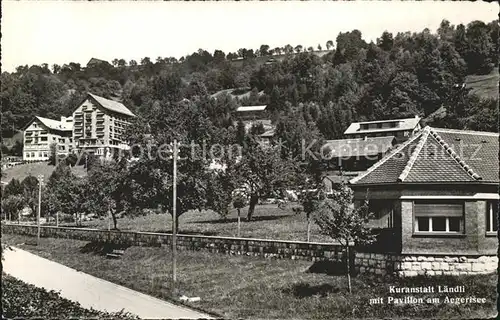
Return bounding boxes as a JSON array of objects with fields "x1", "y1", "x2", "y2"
[
  {"x1": 307, "y1": 213, "x2": 311, "y2": 242},
  {"x1": 107, "y1": 202, "x2": 111, "y2": 231},
  {"x1": 172, "y1": 140, "x2": 178, "y2": 295},
  {"x1": 56, "y1": 211, "x2": 59, "y2": 227},
  {"x1": 237, "y1": 208, "x2": 241, "y2": 237},
  {"x1": 346, "y1": 242, "x2": 351, "y2": 294},
  {"x1": 37, "y1": 175, "x2": 43, "y2": 246}
]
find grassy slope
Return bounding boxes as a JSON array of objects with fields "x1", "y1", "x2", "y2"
[
  {"x1": 465, "y1": 67, "x2": 499, "y2": 99},
  {"x1": 3, "y1": 234, "x2": 496, "y2": 320},
  {"x1": 2, "y1": 162, "x2": 87, "y2": 183},
  {"x1": 68, "y1": 204, "x2": 330, "y2": 243}
]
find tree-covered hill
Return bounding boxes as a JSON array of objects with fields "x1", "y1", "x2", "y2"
[{"x1": 1, "y1": 19, "x2": 498, "y2": 141}]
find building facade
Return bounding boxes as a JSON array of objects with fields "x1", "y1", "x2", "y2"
[
  {"x1": 344, "y1": 116, "x2": 422, "y2": 143},
  {"x1": 72, "y1": 93, "x2": 135, "y2": 157},
  {"x1": 349, "y1": 127, "x2": 498, "y2": 276},
  {"x1": 22, "y1": 116, "x2": 73, "y2": 161}
]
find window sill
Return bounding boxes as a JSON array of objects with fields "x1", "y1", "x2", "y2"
[
  {"x1": 413, "y1": 232, "x2": 466, "y2": 238},
  {"x1": 485, "y1": 232, "x2": 497, "y2": 237}
]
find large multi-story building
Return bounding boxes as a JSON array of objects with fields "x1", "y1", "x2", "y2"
[
  {"x1": 22, "y1": 116, "x2": 73, "y2": 161},
  {"x1": 72, "y1": 93, "x2": 135, "y2": 157}
]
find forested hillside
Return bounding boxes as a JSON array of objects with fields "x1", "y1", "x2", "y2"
[{"x1": 1, "y1": 19, "x2": 498, "y2": 145}]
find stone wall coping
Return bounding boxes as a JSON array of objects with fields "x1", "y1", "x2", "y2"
[
  {"x1": 401, "y1": 251, "x2": 496, "y2": 257},
  {"x1": 2, "y1": 223, "x2": 339, "y2": 247}
]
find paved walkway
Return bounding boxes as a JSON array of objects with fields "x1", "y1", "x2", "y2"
[{"x1": 3, "y1": 246, "x2": 213, "y2": 319}]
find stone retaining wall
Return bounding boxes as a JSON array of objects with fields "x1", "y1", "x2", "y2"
[
  {"x1": 5, "y1": 224, "x2": 495, "y2": 276},
  {"x1": 354, "y1": 252, "x2": 498, "y2": 277},
  {"x1": 1, "y1": 223, "x2": 345, "y2": 262}
]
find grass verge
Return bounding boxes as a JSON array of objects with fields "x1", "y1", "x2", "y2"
[{"x1": 2, "y1": 234, "x2": 496, "y2": 320}]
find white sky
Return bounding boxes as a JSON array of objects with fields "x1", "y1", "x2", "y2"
[{"x1": 2, "y1": 1, "x2": 497, "y2": 72}]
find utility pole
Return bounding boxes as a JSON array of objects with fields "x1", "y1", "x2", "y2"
[
  {"x1": 107, "y1": 201, "x2": 111, "y2": 231},
  {"x1": 37, "y1": 175, "x2": 43, "y2": 246},
  {"x1": 172, "y1": 139, "x2": 178, "y2": 296}
]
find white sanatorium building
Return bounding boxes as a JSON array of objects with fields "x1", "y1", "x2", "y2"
[
  {"x1": 22, "y1": 93, "x2": 135, "y2": 161},
  {"x1": 22, "y1": 116, "x2": 74, "y2": 161},
  {"x1": 72, "y1": 93, "x2": 135, "y2": 156}
]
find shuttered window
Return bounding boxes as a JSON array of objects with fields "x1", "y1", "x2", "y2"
[
  {"x1": 414, "y1": 202, "x2": 463, "y2": 217},
  {"x1": 414, "y1": 201, "x2": 464, "y2": 234}
]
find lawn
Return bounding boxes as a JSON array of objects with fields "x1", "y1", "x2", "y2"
[
  {"x1": 3, "y1": 234, "x2": 496, "y2": 320},
  {"x1": 64, "y1": 204, "x2": 331, "y2": 243},
  {"x1": 465, "y1": 67, "x2": 499, "y2": 99},
  {"x1": 2, "y1": 161, "x2": 87, "y2": 183}
]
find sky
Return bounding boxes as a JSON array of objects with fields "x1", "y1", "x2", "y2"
[{"x1": 2, "y1": 1, "x2": 498, "y2": 72}]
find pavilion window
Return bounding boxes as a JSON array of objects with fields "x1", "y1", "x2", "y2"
[
  {"x1": 486, "y1": 200, "x2": 498, "y2": 234},
  {"x1": 414, "y1": 201, "x2": 464, "y2": 234}
]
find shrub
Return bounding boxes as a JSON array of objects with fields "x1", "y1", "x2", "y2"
[{"x1": 1, "y1": 273, "x2": 138, "y2": 319}]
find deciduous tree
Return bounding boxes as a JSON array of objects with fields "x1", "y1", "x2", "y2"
[{"x1": 314, "y1": 184, "x2": 375, "y2": 293}]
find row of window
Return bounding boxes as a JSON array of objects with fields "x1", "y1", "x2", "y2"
[
  {"x1": 413, "y1": 200, "x2": 498, "y2": 234},
  {"x1": 25, "y1": 152, "x2": 48, "y2": 158},
  {"x1": 369, "y1": 200, "x2": 498, "y2": 235},
  {"x1": 351, "y1": 130, "x2": 411, "y2": 139},
  {"x1": 26, "y1": 137, "x2": 72, "y2": 143},
  {"x1": 360, "y1": 122, "x2": 399, "y2": 130}
]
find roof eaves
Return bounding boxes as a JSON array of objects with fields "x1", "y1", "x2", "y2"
[
  {"x1": 428, "y1": 127, "x2": 482, "y2": 181},
  {"x1": 397, "y1": 127, "x2": 431, "y2": 182},
  {"x1": 349, "y1": 129, "x2": 425, "y2": 185},
  {"x1": 431, "y1": 127, "x2": 499, "y2": 137}
]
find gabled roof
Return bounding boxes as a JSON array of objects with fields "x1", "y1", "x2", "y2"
[
  {"x1": 24, "y1": 116, "x2": 72, "y2": 131},
  {"x1": 323, "y1": 174, "x2": 352, "y2": 184},
  {"x1": 350, "y1": 126, "x2": 499, "y2": 185},
  {"x1": 87, "y1": 58, "x2": 110, "y2": 66},
  {"x1": 236, "y1": 105, "x2": 267, "y2": 112},
  {"x1": 87, "y1": 93, "x2": 135, "y2": 117},
  {"x1": 323, "y1": 136, "x2": 396, "y2": 158},
  {"x1": 260, "y1": 128, "x2": 275, "y2": 138},
  {"x1": 344, "y1": 116, "x2": 421, "y2": 135}
]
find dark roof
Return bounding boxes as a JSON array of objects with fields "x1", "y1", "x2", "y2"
[
  {"x1": 323, "y1": 175, "x2": 352, "y2": 184},
  {"x1": 87, "y1": 58, "x2": 110, "y2": 66},
  {"x1": 323, "y1": 136, "x2": 396, "y2": 158},
  {"x1": 350, "y1": 127, "x2": 499, "y2": 185}
]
